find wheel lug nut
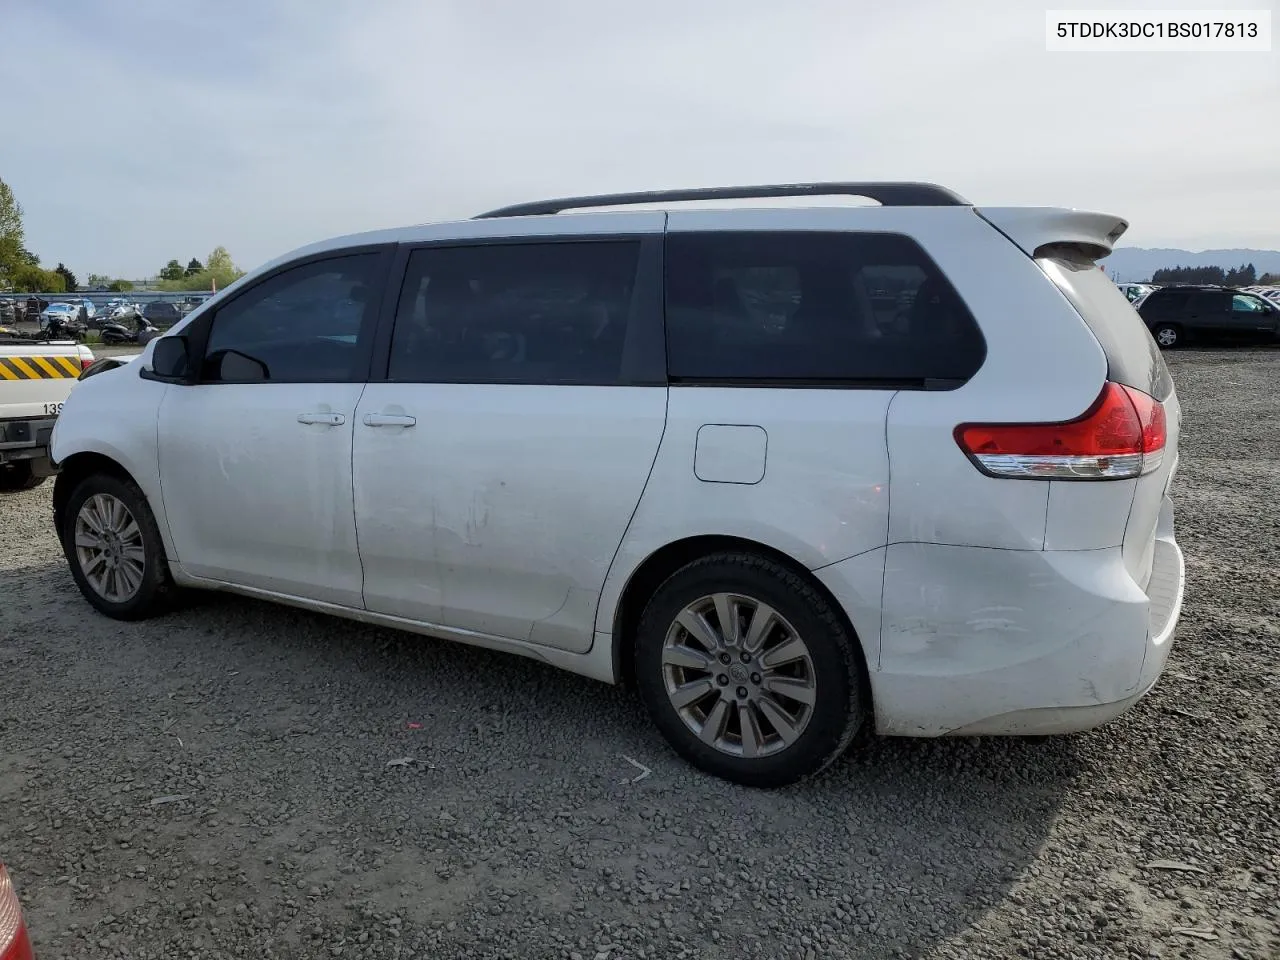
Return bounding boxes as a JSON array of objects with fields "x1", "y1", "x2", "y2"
[
  {"x1": 739, "y1": 652, "x2": 751, "y2": 663},
  {"x1": 716, "y1": 674, "x2": 729, "y2": 686},
  {"x1": 751, "y1": 673, "x2": 762, "y2": 684},
  {"x1": 736, "y1": 686, "x2": 749, "y2": 699},
  {"x1": 718, "y1": 653, "x2": 732, "y2": 665}
]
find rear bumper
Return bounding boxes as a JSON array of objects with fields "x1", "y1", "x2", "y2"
[
  {"x1": 0, "y1": 416, "x2": 57, "y2": 467},
  {"x1": 818, "y1": 529, "x2": 1185, "y2": 738}
]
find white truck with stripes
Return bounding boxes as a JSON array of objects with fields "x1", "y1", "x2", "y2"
[{"x1": 0, "y1": 336, "x2": 95, "y2": 491}]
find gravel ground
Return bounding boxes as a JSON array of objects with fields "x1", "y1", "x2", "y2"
[{"x1": 1, "y1": 347, "x2": 1277, "y2": 960}]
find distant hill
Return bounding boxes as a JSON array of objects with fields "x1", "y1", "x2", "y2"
[{"x1": 1105, "y1": 248, "x2": 1280, "y2": 282}]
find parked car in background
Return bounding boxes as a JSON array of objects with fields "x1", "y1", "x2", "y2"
[
  {"x1": 1137, "y1": 284, "x2": 1280, "y2": 348},
  {"x1": 141, "y1": 300, "x2": 183, "y2": 327},
  {"x1": 1116, "y1": 282, "x2": 1157, "y2": 304},
  {"x1": 37, "y1": 302, "x2": 81, "y2": 331},
  {"x1": 96, "y1": 300, "x2": 141, "y2": 327},
  {"x1": 66, "y1": 298, "x2": 97, "y2": 320},
  {"x1": 178, "y1": 294, "x2": 211, "y2": 313},
  {"x1": 51, "y1": 181, "x2": 1184, "y2": 787},
  {"x1": 0, "y1": 863, "x2": 34, "y2": 959},
  {"x1": 0, "y1": 298, "x2": 15, "y2": 324}
]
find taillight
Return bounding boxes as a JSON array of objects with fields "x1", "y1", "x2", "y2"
[
  {"x1": 955, "y1": 382, "x2": 1166, "y2": 481},
  {"x1": 80, "y1": 357, "x2": 93, "y2": 370},
  {"x1": 0, "y1": 866, "x2": 34, "y2": 960}
]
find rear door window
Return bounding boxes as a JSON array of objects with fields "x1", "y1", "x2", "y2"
[
  {"x1": 664, "y1": 231, "x2": 985, "y2": 387},
  {"x1": 387, "y1": 241, "x2": 643, "y2": 385},
  {"x1": 1187, "y1": 289, "x2": 1230, "y2": 314}
]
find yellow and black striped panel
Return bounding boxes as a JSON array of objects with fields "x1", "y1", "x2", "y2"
[{"x1": 0, "y1": 355, "x2": 83, "y2": 380}]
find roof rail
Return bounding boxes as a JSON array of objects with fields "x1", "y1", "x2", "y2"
[{"x1": 473, "y1": 181, "x2": 969, "y2": 219}]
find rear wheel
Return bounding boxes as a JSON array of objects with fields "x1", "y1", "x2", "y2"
[
  {"x1": 1152, "y1": 323, "x2": 1181, "y2": 348},
  {"x1": 60, "y1": 473, "x2": 177, "y2": 619},
  {"x1": 634, "y1": 552, "x2": 867, "y2": 787},
  {"x1": 0, "y1": 461, "x2": 45, "y2": 492}
]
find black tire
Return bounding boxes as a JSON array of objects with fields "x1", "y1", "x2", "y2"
[
  {"x1": 1152, "y1": 323, "x2": 1182, "y2": 349},
  {"x1": 634, "y1": 552, "x2": 868, "y2": 788},
  {"x1": 0, "y1": 460, "x2": 45, "y2": 492},
  {"x1": 60, "y1": 472, "x2": 178, "y2": 620}
]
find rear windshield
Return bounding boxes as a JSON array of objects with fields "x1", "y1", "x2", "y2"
[{"x1": 1038, "y1": 257, "x2": 1174, "y2": 401}]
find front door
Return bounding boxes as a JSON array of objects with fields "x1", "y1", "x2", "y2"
[
  {"x1": 353, "y1": 230, "x2": 668, "y2": 652},
  {"x1": 1229, "y1": 292, "x2": 1278, "y2": 337},
  {"x1": 157, "y1": 249, "x2": 390, "y2": 607}
]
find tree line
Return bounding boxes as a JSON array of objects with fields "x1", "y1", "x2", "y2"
[
  {"x1": 1150, "y1": 263, "x2": 1280, "y2": 286},
  {"x1": 1, "y1": 174, "x2": 245, "y2": 295}
]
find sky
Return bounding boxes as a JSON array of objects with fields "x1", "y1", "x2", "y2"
[{"x1": 1, "y1": 0, "x2": 1277, "y2": 279}]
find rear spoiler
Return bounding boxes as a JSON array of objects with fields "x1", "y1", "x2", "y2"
[{"x1": 975, "y1": 207, "x2": 1128, "y2": 262}]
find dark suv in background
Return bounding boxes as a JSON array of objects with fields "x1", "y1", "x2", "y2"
[
  {"x1": 1137, "y1": 285, "x2": 1280, "y2": 348},
  {"x1": 141, "y1": 301, "x2": 183, "y2": 328}
]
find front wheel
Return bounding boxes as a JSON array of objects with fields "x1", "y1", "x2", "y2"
[
  {"x1": 60, "y1": 473, "x2": 178, "y2": 619},
  {"x1": 1152, "y1": 323, "x2": 1181, "y2": 348},
  {"x1": 634, "y1": 552, "x2": 868, "y2": 787}
]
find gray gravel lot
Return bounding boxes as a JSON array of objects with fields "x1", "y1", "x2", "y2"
[{"x1": 2, "y1": 348, "x2": 1277, "y2": 960}]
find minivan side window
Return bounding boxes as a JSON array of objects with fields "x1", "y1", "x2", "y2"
[
  {"x1": 664, "y1": 231, "x2": 985, "y2": 385},
  {"x1": 387, "y1": 241, "x2": 642, "y2": 384},
  {"x1": 201, "y1": 253, "x2": 381, "y2": 383}
]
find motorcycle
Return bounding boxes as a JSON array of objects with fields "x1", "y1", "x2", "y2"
[
  {"x1": 43, "y1": 313, "x2": 87, "y2": 341},
  {"x1": 100, "y1": 316, "x2": 159, "y2": 345}
]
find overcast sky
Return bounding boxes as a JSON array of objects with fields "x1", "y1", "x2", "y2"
[{"x1": 3, "y1": 0, "x2": 1277, "y2": 279}]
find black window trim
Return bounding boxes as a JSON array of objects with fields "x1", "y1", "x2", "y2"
[
  {"x1": 172, "y1": 243, "x2": 396, "y2": 386},
  {"x1": 369, "y1": 233, "x2": 667, "y2": 387},
  {"x1": 661, "y1": 228, "x2": 988, "y2": 391}
]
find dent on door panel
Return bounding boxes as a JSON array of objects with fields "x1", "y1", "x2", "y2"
[{"x1": 354, "y1": 384, "x2": 668, "y2": 654}]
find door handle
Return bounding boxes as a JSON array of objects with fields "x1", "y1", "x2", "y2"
[
  {"x1": 297, "y1": 412, "x2": 346, "y2": 426},
  {"x1": 363, "y1": 413, "x2": 417, "y2": 428}
]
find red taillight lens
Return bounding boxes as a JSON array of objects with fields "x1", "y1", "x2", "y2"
[
  {"x1": 0, "y1": 866, "x2": 34, "y2": 960},
  {"x1": 80, "y1": 357, "x2": 94, "y2": 370},
  {"x1": 955, "y1": 382, "x2": 1166, "y2": 480}
]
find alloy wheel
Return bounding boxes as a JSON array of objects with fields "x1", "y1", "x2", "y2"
[
  {"x1": 74, "y1": 493, "x2": 146, "y2": 602},
  {"x1": 661, "y1": 593, "x2": 816, "y2": 758}
]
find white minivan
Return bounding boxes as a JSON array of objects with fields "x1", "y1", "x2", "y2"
[{"x1": 51, "y1": 183, "x2": 1184, "y2": 786}]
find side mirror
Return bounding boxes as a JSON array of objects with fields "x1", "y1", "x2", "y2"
[{"x1": 148, "y1": 336, "x2": 191, "y2": 381}]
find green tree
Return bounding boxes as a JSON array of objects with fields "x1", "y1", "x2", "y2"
[
  {"x1": 158, "y1": 245, "x2": 244, "y2": 292},
  {"x1": 55, "y1": 262, "x2": 77, "y2": 292},
  {"x1": 159, "y1": 259, "x2": 185, "y2": 281},
  {"x1": 1259, "y1": 272, "x2": 1280, "y2": 285},
  {"x1": 107, "y1": 279, "x2": 134, "y2": 292},
  {"x1": 184, "y1": 257, "x2": 203, "y2": 277},
  {"x1": 0, "y1": 177, "x2": 24, "y2": 283},
  {"x1": 86, "y1": 273, "x2": 111, "y2": 289},
  {"x1": 11, "y1": 265, "x2": 65, "y2": 293}
]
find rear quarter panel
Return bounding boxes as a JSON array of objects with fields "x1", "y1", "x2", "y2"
[{"x1": 883, "y1": 209, "x2": 1109, "y2": 550}]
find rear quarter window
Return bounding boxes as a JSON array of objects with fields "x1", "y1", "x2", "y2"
[
  {"x1": 1038, "y1": 257, "x2": 1174, "y2": 401},
  {"x1": 664, "y1": 231, "x2": 986, "y2": 387}
]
